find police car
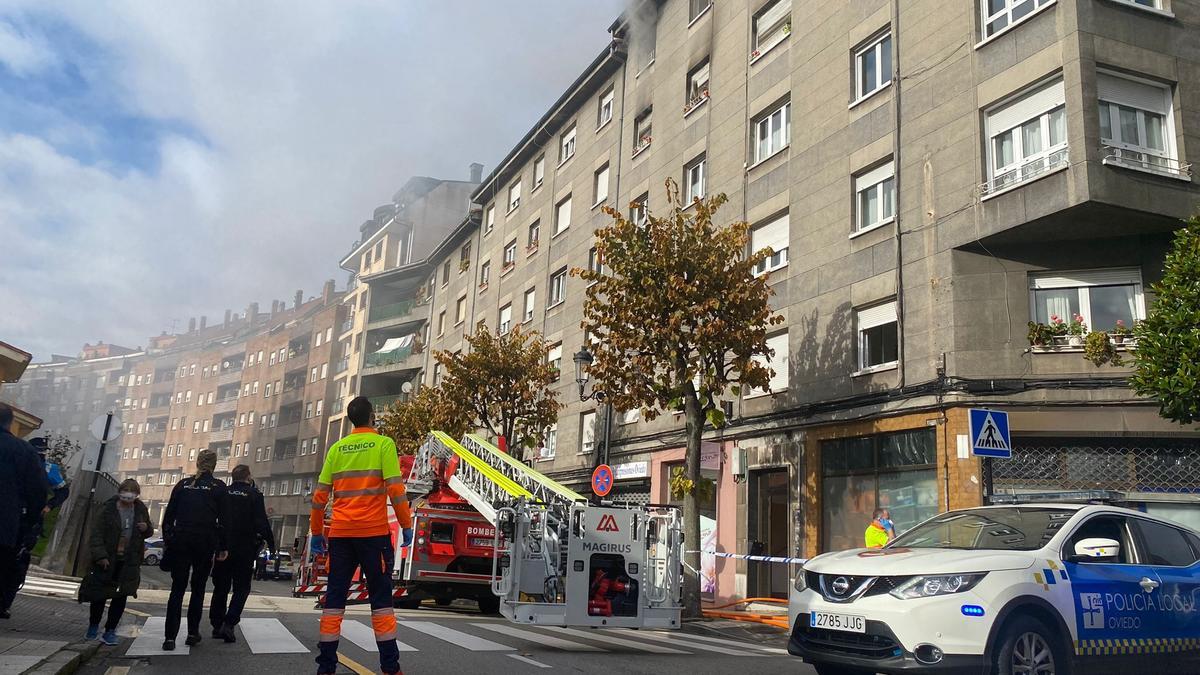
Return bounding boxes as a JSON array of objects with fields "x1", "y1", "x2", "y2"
[{"x1": 788, "y1": 504, "x2": 1200, "y2": 674}]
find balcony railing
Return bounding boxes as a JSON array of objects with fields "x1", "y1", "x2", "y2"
[
  {"x1": 209, "y1": 428, "x2": 233, "y2": 443},
  {"x1": 369, "y1": 300, "x2": 416, "y2": 324},
  {"x1": 980, "y1": 148, "x2": 1069, "y2": 198},
  {"x1": 340, "y1": 318, "x2": 355, "y2": 334},
  {"x1": 368, "y1": 394, "x2": 405, "y2": 411},
  {"x1": 1101, "y1": 144, "x2": 1192, "y2": 180},
  {"x1": 334, "y1": 357, "x2": 350, "y2": 374}
]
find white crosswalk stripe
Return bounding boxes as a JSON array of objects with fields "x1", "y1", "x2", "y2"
[
  {"x1": 238, "y1": 618, "x2": 309, "y2": 654},
  {"x1": 341, "y1": 619, "x2": 418, "y2": 652},
  {"x1": 400, "y1": 620, "x2": 513, "y2": 651},
  {"x1": 471, "y1": 623, "x2": 606, "y2": 651},
  {"x1": 20, "y1": 576, "x2": 80, "y2": 595},
  {"x1": 126, "y1": 617, "x2": 191, "y2": 656},
  {"x1": 541, "y1": 626, "x2": 690, "y2": 653},
  {"x1": 657, "y1": 630, "x2": 791, "y2": 655},
  {"x1": 622, "y1": 630, "x2": 770, "y2": 656}
]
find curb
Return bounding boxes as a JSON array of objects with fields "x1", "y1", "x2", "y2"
[{"x1": 23, "y1": 640, "x2": 100, "y2": 675}]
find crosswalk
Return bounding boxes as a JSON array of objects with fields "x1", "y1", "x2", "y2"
[
  {"x1": 117, "y1": 615, "x2": 784, "y2": 660},
  {"x1": 19, "y1": 575, "x2": 80, "y2": 598}
]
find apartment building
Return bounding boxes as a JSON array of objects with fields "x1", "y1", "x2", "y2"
[{"x1": 417, "y1": 0, "x2": 1200, "y2": 603}]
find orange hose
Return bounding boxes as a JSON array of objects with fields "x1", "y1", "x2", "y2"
[
  {"x1": 702, "y1": 609, "x2": 788, "y2": 629},
  {"x1": 705, "y1": 596, "x2": 788, "y2": 610}
]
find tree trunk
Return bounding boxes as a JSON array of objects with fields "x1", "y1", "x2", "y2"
[{"x1": 681, "y1": 396, "x2": 703, "y2": 618}]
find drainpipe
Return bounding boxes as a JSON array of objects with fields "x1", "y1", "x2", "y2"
[{"x1": 891, "y1": 0, "x2": 905, "y2": 389}]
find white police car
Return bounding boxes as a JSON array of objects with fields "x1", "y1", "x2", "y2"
[{"x1": 788, "y1": 504, "x2": 1200, "y2": 674}]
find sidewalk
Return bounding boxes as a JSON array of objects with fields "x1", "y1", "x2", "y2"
[
  {"x1": 0, "y1": 594, "x2": 99, "y2": 675},
  {"x1": 686, "y1": 600, "x2": 790, "y2": 646}
]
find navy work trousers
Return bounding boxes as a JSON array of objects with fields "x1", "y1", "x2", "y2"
[{"x1": 316, "y1": 535, "x2": 398, "y2": 674}]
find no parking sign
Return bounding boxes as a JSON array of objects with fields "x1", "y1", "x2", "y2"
[{"x1": 591, "y1": 464, "x2": 614, "y2": 497}]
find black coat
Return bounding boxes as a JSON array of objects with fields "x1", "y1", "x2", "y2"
[
  {"x1": 225, "y1": 481, "x2": 275, "y2": 558},
  {"x1": 0, "y1": 428, "x2": 47, "y2": 549},
  {"x1": 162, "y1": 472, "x2": 231, "y2": 551},
  {"x1": 77, "y1": 497, "x2": 153, "y2": 601}
]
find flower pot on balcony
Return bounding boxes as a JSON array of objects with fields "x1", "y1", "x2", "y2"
[{"x1": 1068, "y1": 335, "x2": 1083, "y2": 347}]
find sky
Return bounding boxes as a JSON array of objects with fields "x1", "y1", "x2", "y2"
[{"x1": 0, "y1": 1, "x2": 622, "y2": 361}]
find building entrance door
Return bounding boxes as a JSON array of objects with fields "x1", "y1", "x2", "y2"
[{"x1": 748, "y1": 468, "x2": 790, "y2": 599}]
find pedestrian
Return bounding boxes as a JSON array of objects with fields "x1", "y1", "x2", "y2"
[
  {"x1": 311, "y1": 397, "x2": 413, "y2": 675},
  {"x1": 160, "y1": 449, "x2": 231, "y2": 651},
  {"x1": 78, "y1": 479, "x2": 153, "y2": 645},
  {"x1": 0, "y1": 403, "x2": 47, "y2": 620},
  {"x1": 865, "y1": 507, "x2": 895, "y2": 549},
  {"x1": 0, "y1": 436, "x2": 72, "y2": 614},
  {"x1": 209, "y1": 464, "x2": 275, "y2": 643}
]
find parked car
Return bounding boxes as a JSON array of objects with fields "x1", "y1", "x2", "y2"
[
  {"x1": 255, "y1": 550, "x2": 293, "y2": 580},
  {"x1": 142, "y1": 537, "x2": 164, "y2": 566},
  {"x1": 788, "y1": 504, "x2": 1200, "y2": 675}
]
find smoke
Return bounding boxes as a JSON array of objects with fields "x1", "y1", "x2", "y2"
[{"x1": 622, "y1": 0, "x2": 659, "y2": 69}]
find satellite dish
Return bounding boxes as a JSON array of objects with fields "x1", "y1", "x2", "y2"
[
  {"x1": 222, "y1": 360, "x2": 231, "y2": 368},
  {"x1": 401, "y1": 382, "x2": 414, "y2": 394}
]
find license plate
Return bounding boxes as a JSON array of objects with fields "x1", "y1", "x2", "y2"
[
  {"x1": 810, "y1": 611, "x2": 865, "y2": 633},
  {"x1": 469, "y1": 537, "x2": 494, "y2": 548}
]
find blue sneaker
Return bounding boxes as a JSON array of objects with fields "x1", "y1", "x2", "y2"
[
  {"x1": 85, "y1": 625, "x2": 99, "y2": 640},
  {"x1": 100, "y1": 630, "x2": 120, "y2": 646}
]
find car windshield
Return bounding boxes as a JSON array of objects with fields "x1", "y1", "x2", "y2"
[{"x1": 888, "y1": 507, "x2": 1076, "y2": 551}]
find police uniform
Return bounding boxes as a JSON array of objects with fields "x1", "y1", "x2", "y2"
[
  {"x1": 310, "y1": 425, "x2": 412, "y2": 675},
  {"x1": 208, "y1": 479, "x2": 274, "y2": 638},
  {"x1": 0, "y1": 438, "x2": 62, "y2": 615},
  {"x1": 161, "y1": 461, "x2": 231, "y2": 647}
]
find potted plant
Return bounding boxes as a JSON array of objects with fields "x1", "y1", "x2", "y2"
[
  {"x1": 1048, "y1": 315, "x2": 1068, "y2": 346},
  {"x1": 1067, "y1": 314, "x2": 1087, "y2": 347},
  {"x1": 1112, "y1": 319, "x2": 1132, "y2": 345},
  {"x1": 1027, "y1": 321, "x2": 1053, "y2": 348},
  {"x1": 458, "y1": 258, "x2": 470, "y2": 273},
  {"x1": 1084, "y1": 331, "x2": 1122, "y2": 367}
]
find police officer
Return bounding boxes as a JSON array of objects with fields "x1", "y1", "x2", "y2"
[
  {"x1": 209, "y1": 464, "x2": 274, "y2": 643},
  {"x1": 0, "y1": 436, "x2": 66, "y2": 616},
  {"x1": 0, "y1": 404, "x2": 46, "y2": 620},
  {"x1": 160, "y1": 449, "x2": 231, "y2": 651}
]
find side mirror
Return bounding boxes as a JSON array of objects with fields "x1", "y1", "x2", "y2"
[{"x1": 1071, "y1": 537, "x2": 1120, "y2": 561}]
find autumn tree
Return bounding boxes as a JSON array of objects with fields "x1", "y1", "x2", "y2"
[
  {"x1": 435, "y1": 322, "x2": 561, "y2": 461},
  {"x1": 376, "y1": 385, "x2": 469, "y2": 455},
  {"x1": 573, "y1": 181, "x2": 783, "y2": 617},
  {"x1": 1131, "y1": 219, "x2": 1200, "y2": 424}
]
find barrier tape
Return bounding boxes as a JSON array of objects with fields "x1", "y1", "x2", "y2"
[{"x1": 688, "y1": 550, "x2": 808, "y2": 565}]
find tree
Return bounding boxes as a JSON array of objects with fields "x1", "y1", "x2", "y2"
[
  {"x1": 41, "y1": 432, "x2": 80, "y2": 477},
  {"x1": 435, "y1": 322, "x2": 561, "y2": 461},
  {"x1": 1131, "y1": 219, "x2": 1200, "y2": 424},
  {"x1": 572, "y1": 181, "x2": 783, "y2": 617},
  {"x1": 376, "y1": 385, "x2": 469, "y2": 455}
]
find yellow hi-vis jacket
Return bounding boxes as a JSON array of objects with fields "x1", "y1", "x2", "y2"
[{"x1": 309, "y1": 427, "x2": 412, "y2": 538}]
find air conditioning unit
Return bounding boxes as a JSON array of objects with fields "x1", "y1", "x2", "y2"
[{"x1": 731, "y1": 446, "x2": 748, "y2": 480}]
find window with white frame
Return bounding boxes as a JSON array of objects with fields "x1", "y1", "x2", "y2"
[
  {"x1": 984, "y1": 78, "x2": 1067, "y2": 194},
  {"x1": 559, "y1": 124, "x2": 576, "y2": 163},
  {"x1": 1098, "y1": 71, "x2": 1176, "y2": 173},
  {"x1": 748, "y1": 331, "x2": 790, "y2": 396},
  {"x1": 581, "y1": 411, "x2": 597, "y2": 453},
  {"x1": 685, "y1": 155, "x2": 706, "y2": 203},
  {"x1": 752, "y1": 0, "x2": 791, "y2": 56},
  {"x1": 539, "y1": 424, "x2": 557, "y2": 459},
  {"x1": 983, "y1": 0, "x2": 1054, "y2": 39},
  {"x1": 547, "y1": 343, "x2": 562, "y2": 379},
  {"x1": 316, "y1": 400, "x2": 323, "y2": 416},
  {"x1": 554, "y1": 195, "x2": 572, "y2": 236},
  {"x1": 455, "y1": 296, "x2": 466, "y2": 324},
  {"x1": 527, "y1": 220, "x2": 540, "y2": 248},
  {"x1": 504, "y1": 240, "x2": 517, "y2": 268},
  {"x1": 751, "y1": 213, "x2": 790, "y2": 275},
  {"x1": 483, "y1": 204, "x2": 495, "y2": 235},
  {"x1": 1029, "y1": 269, "x2": 1145, "y2": 334},
  {"x1": 754, "y1": 101, "x2": 790, "y2": 163},
  {"x1": 437, "y1": 311, "x2": 446, "y2": 336},
  {"x1": 548, "y1": 268, "x2": 567, "y2": 306},
  {"x1": 854, "y1": 161, "x2": 895, "y2": 233},
  {"x1": 633, "y1": 109, "x2": 652, "y2": 153},
  {"x1": 856, "y1": 301, "x2": 899, "y2": 371},
  {"x1": 432, "y1": 362, "x2": 442, "y2": 386},
  {"x1": 479, "y1": 261, "x2": 491, "y2": 288},
  {"x1": 594, "y1": 164, "x2": 610, "y2": 205},
  {"x1": 587, "y1": 247, "x2": 604, "y2": 278},
  {"x1": 630, "y1": 193, "x2": 649, "y2": 225},
  {"x1": 854, "y1": 32, "x2": 892, "y2": 101},
  {"x1": 534, "y1": 155, "x2": 545, "y2": 189},
  {"x1": 686, "y1": 59, "x2": 710, "y2": 109},
  {"x1": 508, "y1": 181, "x2": 522, "y2": 212},
  {"x1": 598, "y1": 87, "x2": 614, "y2": 128},
  {"x1": 689, "y1": 0, "x2": 712, "y2": 22},
  {"x1": 523, "y1": 288, "x2": 536, "y2": 322},
  {"x1": 499, "y1": 304, "x2": 512, "y2": 335}
]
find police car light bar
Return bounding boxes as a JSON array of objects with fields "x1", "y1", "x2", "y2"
[{"x1": 988, "y1": 490, "x2": 1126, "y2": 504}]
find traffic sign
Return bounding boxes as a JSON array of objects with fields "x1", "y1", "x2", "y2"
[
  {"x1": 968, "y1": 408, "x2": 1011, "y2": 458},
  {"x1": 90, "y1": 413, "x2": 121, "y2": 442},
  {"x1": 591, "y1": 464, "x2": 614, "y2": 497}
]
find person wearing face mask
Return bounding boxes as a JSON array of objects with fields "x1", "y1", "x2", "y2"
[
  {"x1": 865, "y1": 508, "x2": 896, "y2": 549},
  {"x1": 78, "y1": 479, "x2": 153, "y2": 645},
  {"x1": 208, "y1": 464, "x2": 274, "y2": 643}
]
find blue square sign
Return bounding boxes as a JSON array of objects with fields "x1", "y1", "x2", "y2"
[{"x1": 968, "y1": 408, "x2": 1011, "y2": 459}]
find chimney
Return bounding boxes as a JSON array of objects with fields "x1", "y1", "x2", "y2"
[
  {"x1": 248, "y1": 302, "x2": 259, "y2": 322},
  {"x1": 199, "y1": 315, "x2": 207, "y2": 330},
  {"x1": 271, "y1": 300, "x2": 280, "y2": 316},
  {"x1": 469, "y1": 162, "x2": 483, "y2": 183},
  {"x1": 322, "y1": 279, "x2": 336, "y2": 305},
  {"x1": 294, "y1": 290, "x2": 303, "y2": 310},
  {"x1": 224, "y1": 309, "x2": 232, "y2": 327},
  {"x1": 188, "y1": 317, "x2": 196, "y2": 333}
]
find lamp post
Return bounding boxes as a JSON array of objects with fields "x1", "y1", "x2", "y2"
[{"x1": 573, "y1": 348, "x2": 613, "y2": 467}]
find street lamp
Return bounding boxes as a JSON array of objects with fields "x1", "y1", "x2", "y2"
[{"x1": 572, "y1": 348, "x2": 612, "y2": 466}]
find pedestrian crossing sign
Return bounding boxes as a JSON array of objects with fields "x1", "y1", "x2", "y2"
[{"x1": 968, "y1": 408, "x2": 1011, "y2": 458}]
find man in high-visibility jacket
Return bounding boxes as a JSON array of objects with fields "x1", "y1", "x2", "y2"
[{"x1": 310, "y1": 397, "x2": 413, "y2": 675}]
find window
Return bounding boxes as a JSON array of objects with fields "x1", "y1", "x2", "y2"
[
  {"x1": 440, "y1": 260, "x2": 451, "y2": 286},
  {"x1": 265, "y1": 382, "x2": 273, "y2": 398},
  {"x1": 437, "y1": 311, "x2": 446, "y2": 336},
  {"x1": 193, "y1": 421, "x2": 201, "y2": 433},
  {"x1": 484, "y1": 204, "x2": 496, "y2": 234},
  {"x1": 546, "y1": 343, "x2": 562, "y2": 380},
  {"x1": 455, "y1": 296, "x2": 467, "y2": 324},
  {"x1": 630, "y1": 193, "x2": 649, "y2": 225},
  {"x1": 686, "y1": 59, "x2": 710, "y2": 110},
  {"x1": 752, "y1": 0, "x2": 791, "y2": 56},
  {"x1": 326, "y1": 327, "x2": 332, "y2": 342},
  {"x1": 983, "y1": 0, "x2": 1054, "y2": 39},
  {"x1": 311, "y1": 366, "x2": 319, "y2": 383},
  {"x1": 856, "y1": 301, "x2": 899, "y2": 371},
  {"x1": 689, "y1": 0, "x2": 712, "y2": 22},
  {"x1": 559, "y1": 124, "x2": 576, "y2": 163},
  {"x1": 633, "y1": 109, "x2": 652, "y2": 154},
  {"x1": 499, "y1": 304, "x2": 513, "y2": 335},
  {"x1": 854, "y1": 161, "x2": 896, "y2": 233},
  {"x1": 754, "y1": 101, "x2": 790, "y2": 163},
  {"x1": 316, "y1": 400, "x2": 323, "y2": 416},
  {"x1": 548, "y1": 268, "x2": 567, "y2": 307},
  {"x1": 305, "y1": 402, "x2": 314, "y2": 419},
  {"x1": 206, "y1": 392, "x2": 214, "y2": 404},
  {"x1": 1132, "y1": 519, "x2": 1198, "y2": 567},
  {"x1": 1098, "y1": 72, "x2": 1177, "y2": 174},
  {"x1": 598, "y1": 87, "x2": 614, "y2": 128},
  {"x1": 315, "y1": 332, "x2": 322, "y2": 347},
  {"x1": 985, "y1": 78, "x2": 1067, "y2": 195},
  {"x1": 503, "y1": 240, "x2": 517, "y2": 268},
  {"x1": 685, "y1": 155, "x2": 706, "y2": 203},
  {"x1": 523, "y1": 288, "x2": 536, "y2": 322},
  {"x1": 1029, "y1": 269, "x2": 1145, "y2": 333},
  {"x1": 854, "y1": 32, "x2": 892, "y2": 101},
  {"x1": 748, "y1": 331, "x2": 789, "y2": 396},
  {"x1": 540, "y1": 424, "x2": 557, "y2": 460},
  {"x1": 185, "y1": 390, "x2": 192, "y2": 402},
  {"x1": 527, "y1": 220, "x2": 540, "y2": 249},
  {"x1": 554, "y1": 196, "x2": 572, "y2": 236},
  {"x1": 508, "y1": 181, "x2": 521, "y2": 212},
  {"x1": 432, "y1": 362, "x2": 442, "y2": 386},
  {"x1": 581, "y1": 411, "x2": 597, "y2": 454},
  {"x1": 593, "y1": 164, "x2": 610, "y2": 205},
  {"x1": 751, "y1": 213, "x2": 789, "y2": 275},
  {"x1": 320, "y1": 363, "x2": 328, "y2": 379},
  {"x1": 479, "y1": 261, "x2": 491, "y2": 288},
  {"x1": 533, "y1": 155, "x2": 545, "y2": 189},
  {"x1": 269, "y1": 352, "x2": 276, "y2": 366},
  {"x1": 587, "y1": 247, "x2": 604, "y2": 278}
]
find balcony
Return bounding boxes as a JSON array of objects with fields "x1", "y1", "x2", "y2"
[
  {"x1": 1101, "y1": 145, "x2": 1193, "y2": 182},
  {"x1": 212, "y1": 395, "x2": 239, "y2": 414},
  {"x1": 367, "y1": 394, "x2": 405, "y2": 411},
  {"x1": 218, "y1": 367, "x2": 243, "y2": 385},
  {"x1": 279, "y1": 383, "x2": 306, "y2": 406},
  {"x1": 367, "y1": 299, "x2": 428, "y2": 330},
  {"x1": 209, "y1": 427, "x2": 234, "y2": 443},
  {"x1": 980, "y1": 148, "x2": 1069, "y2": 199},
  {"x1": 334, "y1": 357, "x2": 351, "y2": 375},
  {"x1": 340, "y1": 318, "x2": 355, "y2": 335},
  {"x1": 362, "y1": 336, "x2": 424, "y2": 377}
]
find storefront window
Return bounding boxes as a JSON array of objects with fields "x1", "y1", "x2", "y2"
[
  {"x1": 821, "y1": 429, "x2": 938, "y2": 552},
  {"x1": 666, "y1": 461, "x2": 717, "y2": 600}
]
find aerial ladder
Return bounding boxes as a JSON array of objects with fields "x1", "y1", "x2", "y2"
[{"x1": 406, "y1": 431, "x2": 683, "y2": 629}]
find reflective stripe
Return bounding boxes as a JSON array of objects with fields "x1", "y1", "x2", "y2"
[
  {"x1": 385, "y1": 476, "x2": 406, "y2": 486},
  {"x1": 323, "y1": 608, "x2": 345, "y2": 616},
  {"x1": 331, "y1": 469, "x2": 384, "y2": 480},
  {"x1": 371, "y1": 608, "x2": 392, "y2": 615},
  {"x1": 335, "y1": 487, "x2": 387, "y2": 498},
  {"x1": 315, "y1": 481, "x2": 332, "y2": 491},
  {"x1": 319, "y1": 612, "x2": 344, "y2": 641}
]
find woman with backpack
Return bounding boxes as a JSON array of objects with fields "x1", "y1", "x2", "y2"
[{"x1": 78, "y1": 478, "x2": 153, "y2": 645}]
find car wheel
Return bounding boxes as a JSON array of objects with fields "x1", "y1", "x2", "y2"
[
  {"x1": 477, "y1": 596, "x2": 500, "y2": 615},
  {"x1": 144, "y1": 554, "x2": 159, "y2": 566},
  {"x1": 995, "y1": 615, "x2": 1068, "y2": 675},
  {"x1": 812, "y1": 663, "x2": 869, "y2": 675}
]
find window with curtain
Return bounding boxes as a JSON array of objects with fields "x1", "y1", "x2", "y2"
[
  {"x1": 1098, "y1": 71, "x2": 1176, "y2": 173},
  {"x1": 854, "y1": 161, "x2": 895, "y2": 233},
  {"x1": 751, "y1": 213, "x2": 789, "y2": 275},
  {"x1": 1029, "y1": 269, "x2": 1144, "y2": 332},
  {"x1": 984, "y1": 78, "x2": 1067, "y2": 194},
  {"x1": 856, "y1": 301, "x2": 898, "y2": 371}
]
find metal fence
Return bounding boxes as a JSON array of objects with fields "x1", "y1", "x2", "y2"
[{"x1": 985, "y1": 436, "x2": 1200, "y2": 499}]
